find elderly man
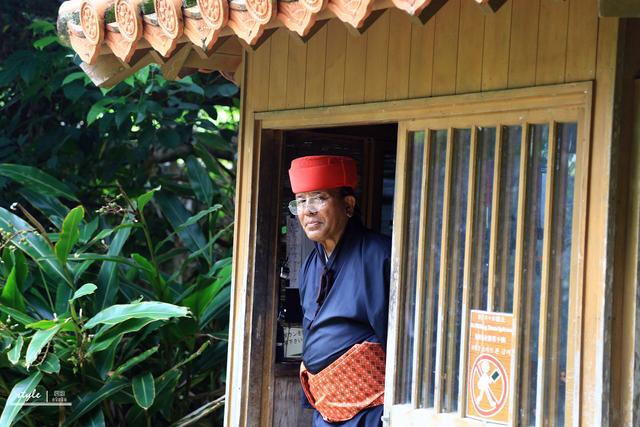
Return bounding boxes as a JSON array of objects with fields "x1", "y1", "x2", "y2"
[{"x1": 288, "y1": 155, "x2": 391, "y2": 427}]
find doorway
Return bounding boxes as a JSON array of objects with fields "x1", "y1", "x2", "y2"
[{"x1": 269, "y1": 124, "x2": 398, "y2": 426}]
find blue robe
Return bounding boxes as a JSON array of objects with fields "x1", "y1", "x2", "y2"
[{"x1": 298, "y1": 218, "x2": 391, "y2": 427}]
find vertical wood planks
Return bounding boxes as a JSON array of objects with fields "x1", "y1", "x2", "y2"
[
  {"x1": 272, "y1": 377, "x2": 313, "y2": 426},
  {"x1": 410, "y1": 130, "x2": 432, "y2": 408},
  {"x1": 432, "y1": 0, "x2": 460, "y2": 96},
  {"x1": 509, "y1": 123, "x2": 530, "y2": 426},
  {"x1": 581, "y1": 17, "x2": 619, "y2": 424},
  {"x1": 386, "y1": 9, "x2": 412, "y2": 101},
  {"x1": 364, "y1": 11, "x2": 390, "y2": 103},
  {"x1": 384, "y1": 121, "x2": 412, "y2": 408},
  {"x1": 344, "y1": 29, "x2": 367, "y2": 104},
  {"x1": 619, "y1": 79, "x2": 640, "y2": 426},
  {"x1": 434, "y1": 128, "x2": 454, "y2": 412},
  {"x1": 324, "y1": 19, "x2": 348, "y2": 106},
  {"x1": 457, "y1": 127, "x2": 478, "y2": 417},
  {"x1": 444, "y1": 130, "x2": 466, "y2": 409},
  {"x1": 268, "y1": 29, "x2": 289, "y2": 111},
  {"x1": 250, "y1": 39, "x2": 272, "y2": 112},
  {"x1": 565, "y1": 0, "x2": 598, "y2": 82},
  {"x1": 508, "y1": 0, "x2": 540, "y2": 88},
  {"x1": 408, "y1": 18, "x2": 435, "y2": 98},
  {"x1": 482, "y1": 0, "x2": 512, "y2": 91},
  {"x1": 536, "y1": 0, "x2": 569, "y2": 85},
  {"x1": 535, "y1": 122, "x2": 558, "y2": 427},
  {"x1": 305, "y1": 24, "x2": 328, "y2": 107},
  {"x1": 487, "y1": 126, "x2": 503, "y2": 311},
  {"x1": 548, "y1": 123, "x2": 567, "y2": 427},
  {"x1": 286, "y1": 33, "x2": 307, "y2": 109},
  {"x1": 456, "y1": 0, "x2": 485, "y2": 94},
  {"x1": 226, "y1": 50, "x2": 250, "y2": 427}
]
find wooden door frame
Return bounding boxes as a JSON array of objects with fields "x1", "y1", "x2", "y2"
[{"x1": 224, "y1": 80, "x2": 621, "y2": 427}]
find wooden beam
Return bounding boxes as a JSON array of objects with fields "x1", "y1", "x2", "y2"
[
  {"x1": 160, "y1": 43, "x2": 192, "y2": 80},
  {"x1": 183, "y1": 50, "x2": 243, "y2": 73},
  {"x1": 599, "y1": 0, "x2": 640, "y2": 17},
  {"x1": 79, "y1": 49, "x2": 157, "y2": 87},
  {"x1": 412, "y1": 0, "x2": 447, "y2": 25},
  {"x1": 475, "y1": 0, "x2": 508, "y2": 14}
]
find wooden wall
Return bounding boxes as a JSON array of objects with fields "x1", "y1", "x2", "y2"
[
  {"x1": 611, "y1": 19, "x2": 640, "y2": 427},
  {"x1": 225, "y1": 1, "x2": 630, "y2": 426},
  {"x1": 247, "y1": 0, "x2": 599, "y2": 112}
]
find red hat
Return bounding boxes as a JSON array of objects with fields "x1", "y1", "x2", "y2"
[{"x1": 289, "y1": 155, "x2": 358, "y2": 193}]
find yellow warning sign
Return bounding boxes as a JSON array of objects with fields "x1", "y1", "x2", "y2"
[{"x1": 466, "y1": 310, "x2": 514, "y2": 424}]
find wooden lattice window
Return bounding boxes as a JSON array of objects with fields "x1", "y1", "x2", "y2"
[{"x1": 386, "y1": 97, "x2": 590, "y2": 427}]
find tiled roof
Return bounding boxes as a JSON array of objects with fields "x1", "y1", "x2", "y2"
[{"x1": 57, "y1": 0, "x2": 505, "y2": 87}]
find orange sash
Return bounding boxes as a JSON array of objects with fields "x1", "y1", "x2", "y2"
[{"x1": 299, "y1": 342, "x2": 386, "y2": 423}]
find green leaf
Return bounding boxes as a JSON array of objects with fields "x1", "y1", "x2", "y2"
[
  {"x1": 85, "y1": 223, "x2": 141, "y2": 248},
  {"x1": 86, "y1": 104, "x2": 106, "y2": 126},
  {"x1": 126, "y1": 369, "x2": 180, "y2": 424},
  {"x1": 79, "y1": 217, "x2": 99, "y2": 244},
  {"x1": 55, "y1": 206, "x2": 85, "y2": 264},
  {"x1": 1, "y1": 247, "x2": 13, "y2": 277},
  {"x1": 205, "y1": 82, "x2": 239, "y2": 98},
  {"x1": 186, "y1": 156, "x2": 214, "y2": 205},
  {"x1": 0, "y1": 372, "x2": 43, "y2": 427},
  {"x1": 7, "y1": 335, "x2": 23, "y2": 365},
  {"x1": 63, "y1": 79, "x2": 87, "y2": 103},
  {"x1": 95, "y1": 223, "x2": 132, "y2": 311},
  {"x1": 155, "y1": 193, "x2": 207, "y2": 253},
  {"x1": 86, "y1": 98, "x2": 125, "y2": 126},
  {"x1": 70, "y1": 253, "x2": 139, "y2": 268},
  {"x1": 84, "y1": 301, "x2": 190, "y2": 330},
  {"x1": 136, "y1": 186, "x2": 161, "y2": 213},
  {"x1": 28, "y1": 19, "x2": 55, "y2": 34},
  {"x1": 114, "y1": 104, "x2": 134, "y2": 128},
  {"x1": 0, "y1": 208, "x2": 70, "y2": 287},
  {"x1": 131, "y1": 253, "x2": 154, "y2": 273},
  {"x1": 199, "y1": 285, "x2": 230, "y2": 327},
  {"x1": 131, "y1": 253, "x2": 165, "y2": 297},
  {"x1": 0, "y1": 304, "x2": 36, "y2": 325},
  {"x1": 62, "y1": 71, "x2": 87, "y2": 86},
  {"x1": 176, "y1": 205, "x2": 222, "y2": 231},
  {"x1": 70, "y1": 283, "x2": 97, "y2": 301},
  {"x1": 135, "y1": 65, "x2": 150, "y2": 85},
  {"x1": 0, "y1": 164, "x2": 79, "y2": 201},
  {"x1": 26, "y1": 318, "x2": 74, "y2": 332},
  {"x1": 184, "y1": 266, "x2": 229, "y2": 317},
  {"x1": 55, "y1": 280, "x2": 73, "y2": 315},
  {"x1": 83, "y1": 409, "x2": 105, "y2": 427},
  {"x1": 0, "y1": 266, "x2": 26, "y2": 311},
  {"x1": 12, "y1": 250, "x2": 28, "y2": 291},
  {"x1": 39, "y1": 353, "x2": 60, "y2": 374},
  {"x1": 25, "y1": 324, "x2": 62, "y2": 368},
  {"x1": 33, "y1": 35, "x2": 59, "y2": 50},
  {"x1": 132, "y1": 372, "x2": 155, "y2": 409},
  {"x1": 94, "y1": 336, "x2": 120, "y2": 380},
  {"x1": 63, "y1": 379, "x2": 128, "y2": 427},
  {"x1": 113, "y1": 345, "x2": 159, "y2": 376},
  {"x1": 73, "y1": 260, "x2": 95, "y2": 283},
  {"x1": 18, "y1": 188, "x2": 69, "y2": 228},
  {"x1": 87, "y1": 318, "x2": 159, "y2": 354},
  {"x1": 91, "y1": 228, "x2": 114, "y2": 243}
]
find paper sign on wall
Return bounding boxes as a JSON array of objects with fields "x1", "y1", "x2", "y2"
[{"x1": 466, "y1": 310, "x2": 514, "y2": 424}]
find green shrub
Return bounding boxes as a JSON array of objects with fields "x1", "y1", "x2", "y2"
[{"x1": 0, "y1": 166, "x2": 232, "y2": 426}]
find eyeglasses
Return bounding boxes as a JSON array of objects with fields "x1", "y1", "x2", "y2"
[{"x1": 288, "y1": 194, "x2": 331, "y2": 216}]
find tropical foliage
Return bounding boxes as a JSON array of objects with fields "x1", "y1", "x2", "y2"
[{"x1": 0, "y1": 5, "x2": 237, "y2": 426}]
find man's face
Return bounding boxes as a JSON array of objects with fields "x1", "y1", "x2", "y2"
[{"x1": 295, "y1": 189, "x2": 354, "y2": 245}]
